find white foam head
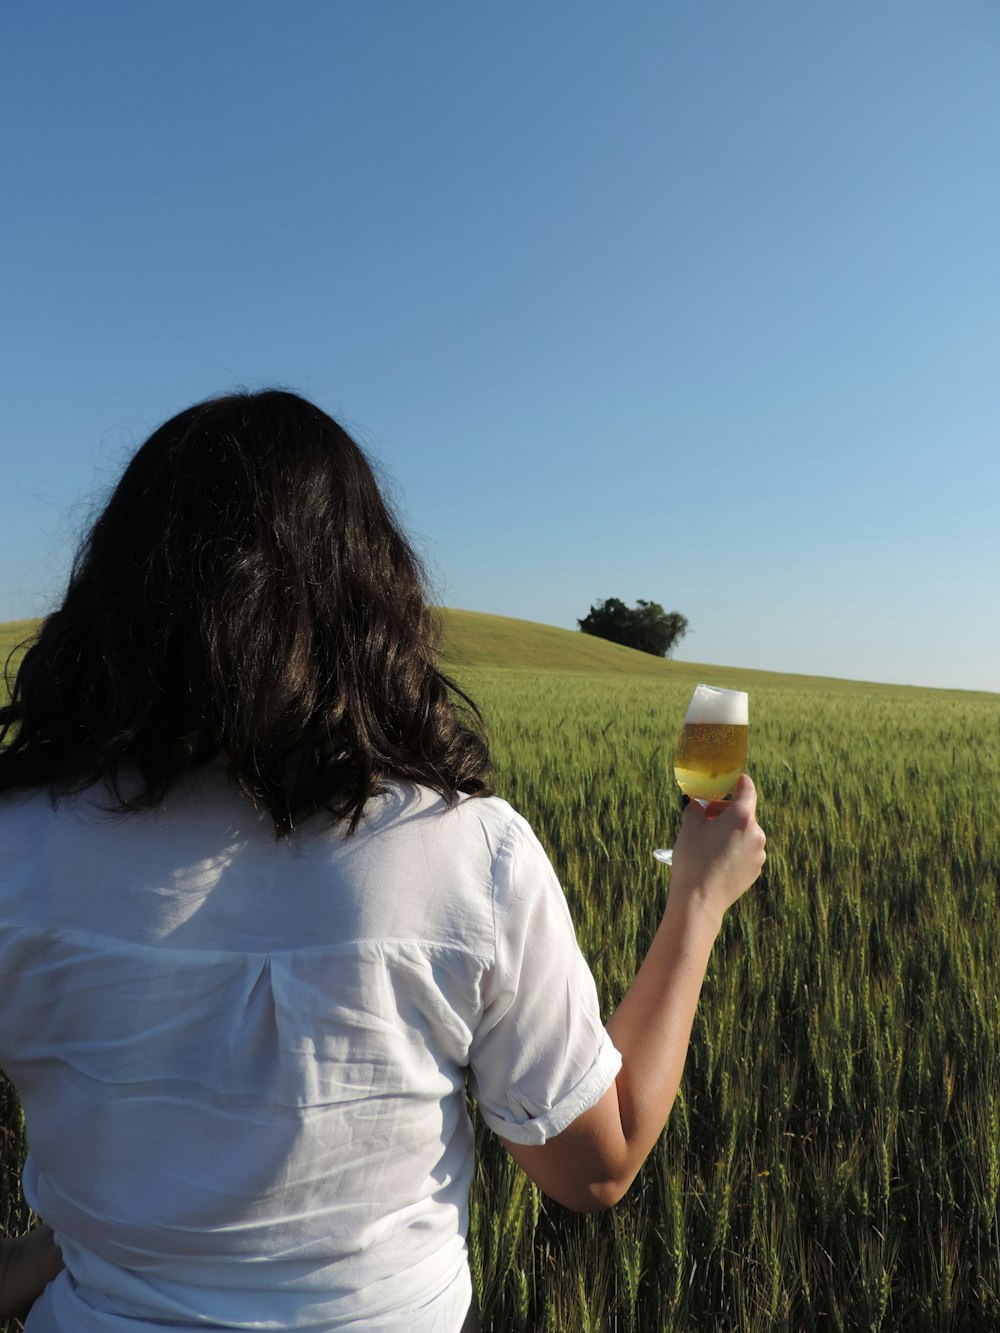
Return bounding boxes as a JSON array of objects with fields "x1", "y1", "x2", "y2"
[{"x1": 684, "y1": 683, "x2": 748, "y2": 725}]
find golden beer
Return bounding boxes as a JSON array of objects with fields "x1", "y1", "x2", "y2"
[{"x1": 673, "y1": 721, "x2": 748, "y2": 801}]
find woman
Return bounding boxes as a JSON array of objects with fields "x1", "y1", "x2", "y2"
[{"x1": 0, "y1": 390, "x2": 765, "y2": 1330}]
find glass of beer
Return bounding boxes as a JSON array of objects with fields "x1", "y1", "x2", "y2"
[{"x1": 653, "y1": 683, "x2": 748, "y2": 866}]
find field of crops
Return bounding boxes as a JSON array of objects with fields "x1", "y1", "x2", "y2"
[
  {"x1": 2, "y1": 617, "x2": 999, "y2": 1330},
  {"x1": 454, "y1": 665, "x2": 1000, "y2": 1331}
]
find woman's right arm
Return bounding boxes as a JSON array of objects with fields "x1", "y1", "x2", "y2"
[{"x1": 501, "y1": 774, "x2": 765, "y2": 1212}]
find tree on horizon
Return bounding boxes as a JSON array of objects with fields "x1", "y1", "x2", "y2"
[{"x1": 578, "y1": 598, "x2": 688, "y2": 658}]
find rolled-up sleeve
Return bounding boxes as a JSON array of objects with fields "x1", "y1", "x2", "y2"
[{"x1": 468, "y1": 813, "x2": 622, "y2": 1146}]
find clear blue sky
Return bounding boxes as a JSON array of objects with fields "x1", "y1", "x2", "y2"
[{"x1": 3, "y1": 1, "x2": 998, "y2": 692}]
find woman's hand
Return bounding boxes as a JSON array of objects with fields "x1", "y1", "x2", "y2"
[
  {"x1": 0, "y1": 1224, "x2": 63, "y2": 1321},
  {"x1": 667, "y1": 774, "x2": 766, "y2": 929}
]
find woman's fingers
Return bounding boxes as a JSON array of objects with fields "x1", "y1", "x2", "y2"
[{"x1": 691, "y1": 774, "x2": 757, "y2": 822}]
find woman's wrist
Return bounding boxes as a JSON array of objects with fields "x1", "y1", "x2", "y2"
[{"x1": 663, "y1": 879, "x2": 727, "y2": 940}]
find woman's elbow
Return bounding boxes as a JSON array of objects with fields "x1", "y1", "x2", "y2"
[{"x1": 546, "y1": 1173, "x2": 633, "y2": 1214}]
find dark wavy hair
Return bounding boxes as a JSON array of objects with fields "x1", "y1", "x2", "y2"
[{"x1": 0, "y1": 390, "x2": 493, "y2": 835}]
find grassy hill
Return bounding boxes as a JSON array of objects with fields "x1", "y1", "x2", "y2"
[
  {"x1": 2, "y1": 609, "x2": 992, "y2": 698},
  {"x1": 437, "y1": 608, "x2": 677, "y2": 676},
  {"x1": 0, "y1": 619, "x2": 40, "y2": 681},
  {"x1": 436, "y1": 608, "x2": 979, "y2": 696}
]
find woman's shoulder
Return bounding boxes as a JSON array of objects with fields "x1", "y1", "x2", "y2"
[
  {"x1": 360, "y1": 781, "x2": 523, "y2": 851},
  {"x1": 354, "y1": 784, "x2": 560, "y2": 908}
]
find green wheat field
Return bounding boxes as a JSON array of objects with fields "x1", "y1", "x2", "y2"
[{"x1": 2, "y1": 612, "x2": 999, "y2": 1331}]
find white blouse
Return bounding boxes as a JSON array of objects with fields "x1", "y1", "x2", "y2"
[{"x1": 0, "y1": 770, "x2": 621, "y2": 1331}]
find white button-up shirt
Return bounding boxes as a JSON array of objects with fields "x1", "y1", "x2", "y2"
[{"x1": 0, "y1": 771, "x2": 620, "y2": 1331}]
